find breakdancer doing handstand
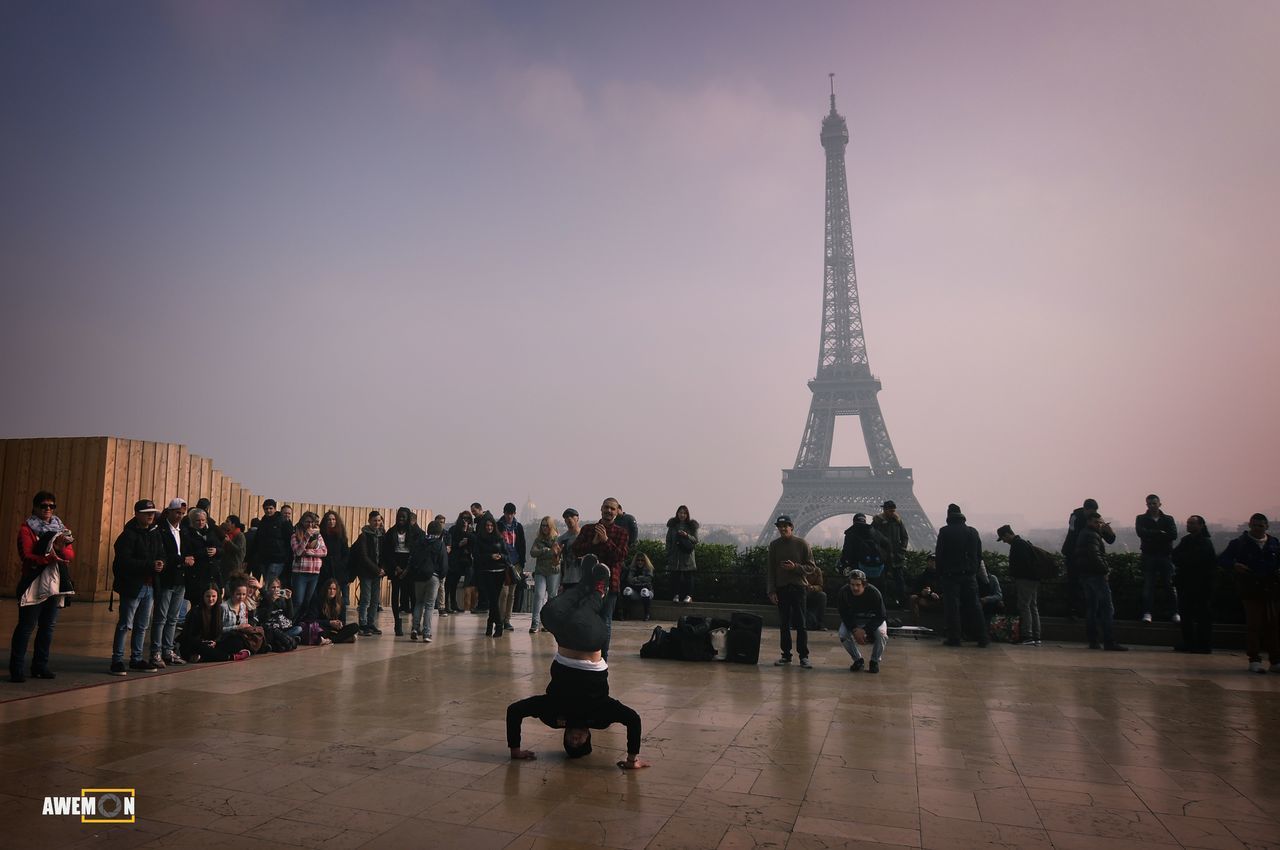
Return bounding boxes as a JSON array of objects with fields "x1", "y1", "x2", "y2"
[{"x1": 506, "y1": 555, "x2": 650, "y2": 769}]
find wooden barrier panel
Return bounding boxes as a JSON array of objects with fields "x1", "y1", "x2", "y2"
[{"x1": 0, "y1": 437, "x2": 441, "y2": 601}]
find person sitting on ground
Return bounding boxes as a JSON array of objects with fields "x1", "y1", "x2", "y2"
[
  {"x1": 179, "y1": 586, "x2": 251, "y2": 663},
  {"x1": 836, "y1": 569, "x2": 888, "y2": 673},
  {"x1": 302, "y1": 578, "x2": 361, "y2": 644},
  {"x1": 257, "y1": 578, "x2": 301, "y2": 638},
  {"x1": 221, "y1": 581, "x2": 265, "y2": 656},
  {"x1": 910, "y1": 553, "x2": 942, "y2": 626},
  {"x1": 804, "y1": 565, "x2": 829, "y2": 631},
  {"x1": 977, "y1": 560, "x2": 1004, "y2": 618},
  {"x1": 619, "y1": 553, "x2": 655, "y2": 622},
  {"x1": 506, "y1": 556, "x2": 649, "y2": 769}
]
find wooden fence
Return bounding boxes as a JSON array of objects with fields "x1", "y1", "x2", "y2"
[{"x1": 0, "y1": 436, "x2": 436, "y2": 601}]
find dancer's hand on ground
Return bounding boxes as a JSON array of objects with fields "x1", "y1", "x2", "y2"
[
  {"x1": 618, "y1": 756, "x2": 650, "y2": 770},
  {"x1": 510, "y1": 748, "x2": 536, "y2": 760}
]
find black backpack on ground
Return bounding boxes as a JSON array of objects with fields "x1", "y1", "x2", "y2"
[
  {"x1": 640, "y1": 626, "x2": 680, "y2": 659},
  {"x1": 725, "y1": 611, "x2": 763, "y2": 665}
]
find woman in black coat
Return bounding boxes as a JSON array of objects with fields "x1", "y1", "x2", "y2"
[
  {"x1": 474, "y1": 517, "x2": 510, "y2": 639},
  {"x1": 447, "y1": 512, "x2": 474, "y2": 614},
  {"x1": 1172, "y1": 515, "x2": 1217, "y2": 653},
  {"x1": 319, "y1": 511, "x2": 351, "y2": 608},
  {"x1": 185, "y1": 509, "x2": 223, "y2": 604}
]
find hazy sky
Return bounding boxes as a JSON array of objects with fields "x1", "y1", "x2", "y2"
[{"x1": 2, "y1": 1, "x2": 1277, "y2": 533}]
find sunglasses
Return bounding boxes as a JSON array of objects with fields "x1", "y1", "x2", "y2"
[{"x1": 39, "y1": 503, "x2": 56, "y2": 510}]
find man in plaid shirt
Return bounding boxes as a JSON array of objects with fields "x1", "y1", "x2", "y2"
[{"x1": 573, "y1": 497, "x2": 630, "y2": 659}]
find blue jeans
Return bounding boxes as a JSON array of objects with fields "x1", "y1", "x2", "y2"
[
  {"x1": 775, "y1": 584, "x2": 809, "y2": 659},
  {"x1": 412, "y1": 577, "x2": 441, "y2": 637},
  {"x1": 1141, "y1": 555, "x2": 1178, "y2": 619},
  {"x1": 151, "y1": 586, "x2": 184, "y2": 657},
  {"x1": 112, "y1": 586, "x2": 154, "y2": 664},
  {"x1": 839, "y1": 622, "x2": 886, "y2": 663},
  {"x1": 1081, "y1": 573, "x2": 1116, "y2": 646},
  {"x1": 601, "y1": 590, "x2": 618, "y2": 660},
  {"x1": 262, "y1": 562, "x2": 285, "y2": 590},
  {"x1": 531, "y1": 573, "x2": 561, "y2": 630},
  {"x1": 10, "y1": 597, "x2": 60, "y2": 677},
  {"x1": 292, "y1": 572, "x2": 320, "y2": 620},
  {"x1": 358, "y1": 576, "x2": 380, "y2": 629}
]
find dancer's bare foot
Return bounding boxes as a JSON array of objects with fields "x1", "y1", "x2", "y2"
[
  {"x1": 510, "y1": 748, "x2": 537, "y2": 760},
  {"x1": 617, "y1": 756, "x2": 650, "y2": 770}
]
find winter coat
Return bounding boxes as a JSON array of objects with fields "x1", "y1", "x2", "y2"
[
  {"x1": 247, "y1": 512, "x2": 292, "y2": 567},
  {"x1": 407, "y1": 533, "x2": 448, "y2": 581},
  {"x1": 935, "y1": 514, "x2": 982, "y2": 577},
  {"x1": 1062, "y1": 508, "x2": 1115, "y2": 565},
  {"x1": 1219, "y1": 532, "x2": 1280, "y2": 597},
  {"x1": 665, "y1": 519, "x2": 699, "y2": 572},
  {"x1": 1007, "y1": 536, "x2": 1038, "y2": 581},
  {"x1": 840, "y1": 524, "x2": 890, "y2": 573},
  {"x1": 185, "y1": 524, "x2": 224, "y2": 601},
  {"x1": 871, "y1": 513, "x2": 909, "y2": 566},
  {"x1": 112, "y1": 517, "x2": 165, "y2": 598},
  {"x1": 1135, "y1": 512, "x2": 1178, "y2": 557},
  {"x1": 220, "y1": 528, "x2": 247, "y2": 576},
  {"x1": 623, "y1": 559, "x2": 655, "y2": 592},
  {"x1": 448, "y1": 525, "x2": 474, "y2": 576},
  {"x1": 530, "y1": 536, "x2": 562, "y2": 577},
  {"x1": 320, "y1": 531, "x2": 351, "y2": 584},
  {"x1": 380, "y1": 523, "x2": 426, "y2": 577},
  {"x1": 1172, "y1": 533, "x2": 1216, "y2": 589},
  {"x1": 155, "y1": 520, "x2": 198, "y2": 590},
  {"x1": 474, "y1": 531, "x2": 509, "y2": 574},
  {"x1": 1074, "y1": 527, "x2": 1109, "y2": 576},
  {"x1": 350, "y1": 527, "x2": 383, "y2": 580}
]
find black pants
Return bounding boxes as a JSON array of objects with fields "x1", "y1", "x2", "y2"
[
  {"x1": 941, "y1": 574, "x2": 986, "y2": 644},
  {"x1": 775, "y1": 584, "x2": 808, "y2": 659},
  {"x1": 322, "y1": 623, "x2": 362, "y2": 644},
  {"x1": 478, "y1": 571, "x2": 506, "y2": 632},
  {"x1": 445, "y1": 573, "x2": 463, "y2": 610},
  {"x1": 1065, "y1": 564, "x2": 1085, "y2": 617},
  {"x1": 390, "y1": 576, "x2": 415, "y2": 621},
  {"x1": 1176, "y1": 578, "x2": 1213, "y2": 651},
  {"x1": 671, "y1": 572, "x2": 694, "y2": 599}
]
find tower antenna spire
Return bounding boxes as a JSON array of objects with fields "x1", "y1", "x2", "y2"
[{"x1": 758, "y1": 80, "x2": 936, "y2": 548}]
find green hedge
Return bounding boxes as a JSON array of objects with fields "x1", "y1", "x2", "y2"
[{"x1": 632, "y1": 541, "x2": 1245, "y2": 623}]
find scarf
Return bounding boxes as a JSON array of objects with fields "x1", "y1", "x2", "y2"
[{"x1": 27, "y1": 513, "x2": 68, "y2": 539}]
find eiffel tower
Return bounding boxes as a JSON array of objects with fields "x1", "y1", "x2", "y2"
[{"x1": 759, "y1": 77, "x2": 936, "y2": 547}]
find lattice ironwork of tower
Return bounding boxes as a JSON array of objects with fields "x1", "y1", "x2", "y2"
[{"x1": 758, "y1": 78, "x2": 936, "y2": 548}]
